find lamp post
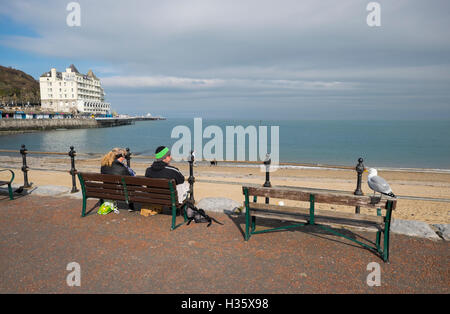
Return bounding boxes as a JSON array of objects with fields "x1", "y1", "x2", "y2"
[
  {"x1": 263, "y1": 154, "x2": 271, "y2": 204},
  {"x1": 20, "y1": 144, "x2": 32, "y2": 188},
  {"x1": 125, "y1": 147, "x2": 131, "y2": 168},
  {"x1": 188, "y1": 150, "x2": 195, "y2": 202},
  {"x1": 354, "y1": 157, "x2": 365, "y2": 213},
  {"x1": 68, "y1": 146, "x2": 78, "y2": 193}
]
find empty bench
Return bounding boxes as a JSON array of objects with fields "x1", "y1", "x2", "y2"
[
  {"x1": 242, "y1": 184, "x2": 397, "y2": 262},
  {"x1": 78, "y1": 172, "x2": 188, "y2": 230},
  {"x1": 0, "y1": 169, "x2": 15, "y2": 200}
]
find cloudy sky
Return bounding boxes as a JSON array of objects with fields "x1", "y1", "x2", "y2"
[{"x1": 1, "y1": 0, "x2": 449, "y2": 119}]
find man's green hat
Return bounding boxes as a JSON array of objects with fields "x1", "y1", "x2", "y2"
[{"x1": 155, "y1": 146, "x2": 170, "y2": 160}]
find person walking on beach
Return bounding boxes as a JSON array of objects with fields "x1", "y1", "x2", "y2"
[{"x1": 144, "y1": 146, "x2": 189, "y2": 215}]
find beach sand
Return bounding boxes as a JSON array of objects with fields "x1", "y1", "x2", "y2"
[{"x1": 1, "y1": 155, "x2": 449, "y2": 224}]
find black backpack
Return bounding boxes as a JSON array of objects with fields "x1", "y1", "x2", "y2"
[{"x1": 185, "y1": 202, "x2": 222, "y2": 227}]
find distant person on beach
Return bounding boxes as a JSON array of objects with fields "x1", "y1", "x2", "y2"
[
  {"x1": 144, "y1": 146, "x2": 189, "y2": 215},
  {"x1": 100, "y1": 147, "x2": 135, "y2": 176}
]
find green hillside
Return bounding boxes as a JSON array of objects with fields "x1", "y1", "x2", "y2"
[{"x1": 0, "y1": 65, "x2": 40, "y2": 105}]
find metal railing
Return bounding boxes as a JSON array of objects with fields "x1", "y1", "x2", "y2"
[{"x1": 1, "y1": 147, "x2": 449, "y2": 206}]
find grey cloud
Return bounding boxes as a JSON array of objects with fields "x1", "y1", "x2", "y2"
[{"x1": 1, "y1": 0, "x2": 450, "y2": 118}]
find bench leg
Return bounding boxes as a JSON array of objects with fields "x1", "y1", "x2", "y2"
[
  {"x1": 383, "y1": 228, "x2": 390, "y2": 262},
  {"x1": 376, "y1": 231, "x2": 381, "y2": 252},
  {"x1": 81, "y1": 196, "x2": 87, "y2": 217},
  {"x1": 382, "y1": 202, "x2": 393, "y2": 262},
  {"x1": 171, "y1": 205, "x2": 176, "y2": 230},
  {"x1": 8, "y1": 183, "x2": 13, "y2": 200}
]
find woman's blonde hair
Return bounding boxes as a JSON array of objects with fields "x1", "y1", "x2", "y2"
[{"x1": 101, "y1": 147, "x2": 127, "y2": 167}]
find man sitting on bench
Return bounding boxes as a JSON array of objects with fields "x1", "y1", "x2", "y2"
[{"x1": 144, "y1": 146, "x2": 189, "y2": 215}]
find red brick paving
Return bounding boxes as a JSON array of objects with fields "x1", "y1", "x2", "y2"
[{"x1": 0, "y1": 194, "x2": 448, "y2": 293}]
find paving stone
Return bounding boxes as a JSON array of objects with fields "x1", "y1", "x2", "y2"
[
  {"x1": 196, "y1": 197, "x2": 242, "y2": 214},
  {"x1": 431, "y1": 224, "x2": 450, "y2": 241},
  {"x1": 391, "y1": 218, "x2": 441, "y2": 240}
]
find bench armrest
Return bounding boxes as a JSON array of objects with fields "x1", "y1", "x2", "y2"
[{"x1": 0, "y1": 169, "x2": 15, "y2": 184}]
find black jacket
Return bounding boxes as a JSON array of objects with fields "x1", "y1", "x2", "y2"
[
  {"x1": 145, "y1": 161, "x2": 185, "y2": 185},
  {"x1": 101, "y1": 160, "x2": 131, "y2": 176}
]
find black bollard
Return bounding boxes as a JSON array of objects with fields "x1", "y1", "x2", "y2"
[
  {"x1": 20, "y1": 144, "x2": 32, "y2": 188},
  {"x1": 125, "y1": 147, "x2": 131, "y2": 168},
  {"x1": 188, "y1": 150, "x2": 195, "y2": 202},
  {"x1": 354, "y1": 157, "x2": 365, "y2": 213},
  {"x1": 68, "y1": 146, "x2": 79, "y2": 193},
  {"x1": 263, "y1": 154, "x2": 271, "y2": 204}
]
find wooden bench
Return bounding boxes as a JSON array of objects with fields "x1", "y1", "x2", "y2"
[
  {"x1": 0, "y1": 169, "x2": 15, "y2": 200},
  {"x1": 242, "y1": 184, "x2": 397, "y2": 262},
  {"x1": 77, "y1": 172, "x2": 188, "y2": 230}
]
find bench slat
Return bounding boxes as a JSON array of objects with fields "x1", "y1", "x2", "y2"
[
  {"x1": 84, "y1": 191, "x2": 127, "y2": 201},
  {"x1": 128, "y1": 196, "x2": 173, "y2": 206},
  {"x1": 79, "y1": 172, "x2": 123, "y2": 184},
  {"x1": 122, "y1": 185, "x2": 171, "y2": 195},
  {"x1": 85, "y1": 186, "x2": 125, "y2": 196},
  {"x1": 128, "y1": 190, "x2": 173, "y2": 201},
  {"x1": 124, "y1": 176, "x2": 175, "y2": 189},
  {"x1": 244, "y1": 185, "x2": 396, "y2": 210}
]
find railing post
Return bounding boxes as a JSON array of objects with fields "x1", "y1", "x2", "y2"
[
  {"x1": 125, "y1": 147, "x2": 131, "y2": 167},
  {"x1": 20, "y1": 144, "x2": 32, "y2": 188},
  {"x1": 263, "y1": 154, "x2": 271, "y2": 204},
  {"x1": 188, "y1": 150, "x2": 195, "y2": 202},
  {"x1": 354, "y1": 157, "x2": 365, "y2": 213},
  {"x1": 68, "y1": 146, "x2": 79, "y2": 193}
]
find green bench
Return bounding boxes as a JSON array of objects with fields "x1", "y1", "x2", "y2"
[
  {"x1": 77, "y1": 172, "x2": 188, "y2": 230},
  {"x1": 242, "y1": 184, "x2": 397, "y2": 262},
  {"x1": 0, "y1": 169, "x2": 15, "y2": 200}
]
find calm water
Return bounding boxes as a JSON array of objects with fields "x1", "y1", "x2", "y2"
[{"x1": 1, "y1": 119, "x2": 450, "y2": 169}]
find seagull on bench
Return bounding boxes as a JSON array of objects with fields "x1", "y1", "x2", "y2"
[{"x1": 366, "y1": 168, "x2": 396, "y2": 200}]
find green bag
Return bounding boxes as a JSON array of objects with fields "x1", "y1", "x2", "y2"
[{"x1": 97, "y1": 201, "x2": 119, "y2": 215}]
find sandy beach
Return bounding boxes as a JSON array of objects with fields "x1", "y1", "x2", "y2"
[{"x1": 1, "y1": 154, "x2": 449, "y2": 225}]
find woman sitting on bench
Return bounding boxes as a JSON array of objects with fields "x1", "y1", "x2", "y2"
[
  {"x1": 100, "y1": 147, "x2": 137, "y2": 212},
  {"x1": 100, "y1": 147, "x2": 135, "y2": 176}
]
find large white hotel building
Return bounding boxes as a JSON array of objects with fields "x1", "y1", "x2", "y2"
[{"x1": 39, "y1": 64, "x2": 111, "y2": 114}]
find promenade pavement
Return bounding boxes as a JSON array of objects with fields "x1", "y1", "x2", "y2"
[{"x1": 0, "y1": 193, "x2": 448, "y2": 294}]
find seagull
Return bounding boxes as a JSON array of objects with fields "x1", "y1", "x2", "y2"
[{"x1": 366, "y1": 168, "x2": 396, "y2": 198}]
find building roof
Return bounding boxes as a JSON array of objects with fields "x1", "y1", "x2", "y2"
[
  {"x1": 68, "y1": 64, "x2": 80, "y2": 73},
  {"x1": 87, "y1": 69, "x2": 99, "y2": 80}
]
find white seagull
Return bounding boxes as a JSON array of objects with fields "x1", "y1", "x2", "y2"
[{"x1": 366, "y1": 168, "x2": 396, "y2": 198}]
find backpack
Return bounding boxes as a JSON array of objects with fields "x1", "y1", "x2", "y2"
[{"x1": 185, "y1": 202, "x2": 222, "y2": 227}]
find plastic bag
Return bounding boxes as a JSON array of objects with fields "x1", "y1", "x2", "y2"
[{"x1": 97, "y1": 201, "x2": 119, "y2": 215}]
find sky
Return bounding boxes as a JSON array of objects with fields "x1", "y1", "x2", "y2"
[{"x1": 0, "y1": 0, "x2": 449, "y2": 119}]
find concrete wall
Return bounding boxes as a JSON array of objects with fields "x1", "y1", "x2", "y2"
[{"x1": 0, "y1": 118, "x2": 98, "y2": 133}]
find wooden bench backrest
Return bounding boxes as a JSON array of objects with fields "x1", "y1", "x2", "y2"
[
  {"x1": 243, "y1": 185, "x2": 396, "y2": 210},
  {"x1": 78, "y1": 173, "x2": 178, "y2": 205}
]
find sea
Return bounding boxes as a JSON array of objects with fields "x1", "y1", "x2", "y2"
[{"x1": 1, "y1": 119, "x2": 450, "y2": 170}]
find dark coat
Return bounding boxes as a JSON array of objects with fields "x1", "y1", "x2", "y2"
[
  {"x1": 144, "y1": 161, "x2": 185, "y2": 185},
  {"x1": 101, "y1": 160, "x2": 131, "y2": 176}
]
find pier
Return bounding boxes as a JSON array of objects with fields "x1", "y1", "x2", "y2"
[{"x1": 95, "y1": 117, "x2": 135, "y2": 127}]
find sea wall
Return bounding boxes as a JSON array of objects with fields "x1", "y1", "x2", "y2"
[{"x1": 0, "y1": 118, "x2": 98, "y2": 134}]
